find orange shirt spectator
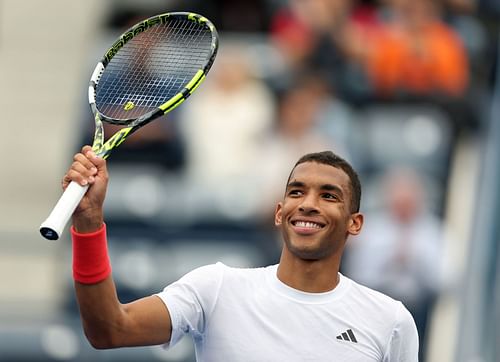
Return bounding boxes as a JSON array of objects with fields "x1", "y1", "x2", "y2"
[{"x1": 365, "y1": 1, "x2": 469, "y2": 97}]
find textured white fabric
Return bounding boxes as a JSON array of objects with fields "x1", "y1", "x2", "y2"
[{"x1": 156, "y1": 263, "x2": 418, "y2": 362}]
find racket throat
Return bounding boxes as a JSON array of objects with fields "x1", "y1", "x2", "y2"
[{"x1": 97, "y1": 127, "x2": 133, "y2": 159}]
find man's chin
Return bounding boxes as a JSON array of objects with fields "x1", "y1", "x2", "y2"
[{"x1": 285, "y1": 241, "x2": 326, "y2": 261}]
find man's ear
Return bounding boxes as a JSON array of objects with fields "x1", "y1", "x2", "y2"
[
  {"x1": 274, "y1": 202, "x2": 283, "y2": 226},
  {"x1": 347, "y1": 213, "x2": 364, "y2": 236}
]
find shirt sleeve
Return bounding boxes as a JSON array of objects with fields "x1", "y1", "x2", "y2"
[
  {"x1": 155, "y1": 262, "x2": 225, "y2": 348},
  {"x1": 383, "y1": 302, "x2": 419, "y2": 362}
]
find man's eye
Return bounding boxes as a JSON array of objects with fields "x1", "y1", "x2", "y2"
[
  {"x1": 288, "y1": 189, "x2": 303, "y2": 196},
  {"x1": 322, "y1": 193, "x2": 338, "y2": 200}
]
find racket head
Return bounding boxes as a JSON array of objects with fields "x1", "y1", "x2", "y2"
[{"x1": 88, "y1": 12, "x2": 218, "y2": 126}]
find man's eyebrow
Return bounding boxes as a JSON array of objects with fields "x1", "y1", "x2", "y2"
[
  {"x1": 286, "y1": 181, "x2": 344, "y2": 195},
  {"x1": 286, "y1": 181, "x2": 305, "y2": 189},
  {"x1": 321, "y1": 184, "x2": 344, "y2": 195}
]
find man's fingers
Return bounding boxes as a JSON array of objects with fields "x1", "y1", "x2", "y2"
[
  {"x1": 74, "y1": 152, "x2": 98, "y2": 171},
  {"x1": 81, "y1": 145, "x2": 93, "y2": 154},
  {"x1": 84, "y1": 149, "x2": 107, "y2": 173},
  {"x1": 64, "y1": 168, "x2": 94, "y2": 187},
  {"x1": 62, "y1": 145, "x2": 107, "y2": 191},
  {"x1": 78, "y1": 145, "x2": 105, "y2": 172},
  {"x1": 62, "y1": 152, "x2": 98, "y2": 189}
]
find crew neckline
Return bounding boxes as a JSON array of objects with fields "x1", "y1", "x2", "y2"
[{"x1": 265, "y1": 264, "x2": 350, "y2": 304}]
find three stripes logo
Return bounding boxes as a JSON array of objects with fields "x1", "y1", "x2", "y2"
[{"x1": 336, "y1": 329, "x2": 358, "y2": 343}]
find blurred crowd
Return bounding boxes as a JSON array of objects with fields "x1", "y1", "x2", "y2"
[{"x1": 74, "y1": 0, "x2": 499, "y2": 361}]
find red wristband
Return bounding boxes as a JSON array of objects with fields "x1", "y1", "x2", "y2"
[{"x1": 71, "y1": 224, "x2": 111, "y2": 284}]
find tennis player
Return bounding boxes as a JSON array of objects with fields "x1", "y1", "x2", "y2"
[{"x1": 67, "y1": 145, "x2": 419, "y2": 361}]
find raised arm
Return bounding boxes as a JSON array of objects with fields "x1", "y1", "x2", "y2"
[{"x1": 66, "y1": 146, "x2": 172, "y2": 348}]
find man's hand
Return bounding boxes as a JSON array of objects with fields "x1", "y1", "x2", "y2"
[{"x1": 63, "y1": 145, "x2": 108, "y2": 233}]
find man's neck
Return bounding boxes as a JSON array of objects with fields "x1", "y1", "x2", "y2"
[{"x1": 276, "y1": 252, "x2": 341, "y2": 293}]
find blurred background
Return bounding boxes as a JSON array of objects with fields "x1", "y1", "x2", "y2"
[{"x1": 0, "y1": 0, "x2": 499, "y2": 361}]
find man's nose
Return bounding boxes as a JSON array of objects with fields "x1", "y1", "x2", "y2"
[{"x1": 298, "y1": 194, "x2": 320, "y2": 213}]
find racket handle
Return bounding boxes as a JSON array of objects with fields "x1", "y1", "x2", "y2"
[{"x1": 40, "y1": 181, "x2": 89, "y2": 240}]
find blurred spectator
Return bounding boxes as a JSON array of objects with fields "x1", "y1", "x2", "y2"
[
  {"x1": 362, "y1": 0, "x2": 470, "y2": 98},
  {"x1": 268, "y1": 0, "x2": 373, "y2": 102},
  {"x1": 177, "y1": 41, "x2": 275, "y2": 219},
  {"x1": 343, "y1": 167, "x2": 444, "y2": 361},
  {"x1": 257, "y1": 73, "x2": 352, "y2": 224}
]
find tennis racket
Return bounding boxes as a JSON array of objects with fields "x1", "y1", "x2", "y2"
[{"x1": 40, "y1": 12, "x2": 218, "y2": 240}]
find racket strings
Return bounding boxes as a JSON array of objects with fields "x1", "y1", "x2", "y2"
[{"x1": 96, "y1": 18, "x2": 213, "y2": 121}]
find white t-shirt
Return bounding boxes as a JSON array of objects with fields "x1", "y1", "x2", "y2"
[{"x1": 156, "y1": 263, "x2": 418, "y2": 362}]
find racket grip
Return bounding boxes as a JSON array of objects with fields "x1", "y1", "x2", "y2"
[{"x1": 40, "y1": 181, "x2": 89, "y2": 240}]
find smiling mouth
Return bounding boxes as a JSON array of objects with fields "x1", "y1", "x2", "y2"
[{"x1": 291, "y1": 220, "x2": 325, "y2": 229}]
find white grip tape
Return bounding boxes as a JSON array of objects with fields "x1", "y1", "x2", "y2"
[{"x1": 39, "y1": 181, "x2": 89, "y2": 240}]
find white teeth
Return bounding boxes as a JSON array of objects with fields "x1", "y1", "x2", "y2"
[{"x1": 295, "y1": 221, "x2": 321, "y2": 229}]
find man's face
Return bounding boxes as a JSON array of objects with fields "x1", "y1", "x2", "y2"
[{"x1": 274, "y1": 161, "x2": 362, "y2": 261}]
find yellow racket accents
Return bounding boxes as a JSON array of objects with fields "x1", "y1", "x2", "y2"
[
  {"x1": 158, "y1": 69, "x2": 206, "y2": 113},
  {"x1": 100, "y1": 127, "x2": 133, "y2": 157},
  {"x1": 189, "y1": 73, "x2": 206, "y2": 94},
  {"x1": 188, "y1": 13, "x2": 207, "y2": 24},
  {"x1": 188, "y1": 13, "x2": 216, "y2": 33},
  {"x1": 159, "y1": 93, "x2": 184, "y2": 113},
  {"x1": 124, "y1": 101, "x2": 135, "y2": 111},
  {"x1": 186, "y1": 70, "x2": 206, "y2": 94}
]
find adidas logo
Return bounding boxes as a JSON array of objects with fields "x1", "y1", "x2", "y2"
[{"x1": 336, "y1": 329, "x2": 358, "y2": 343}]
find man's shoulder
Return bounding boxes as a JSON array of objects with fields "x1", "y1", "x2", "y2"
[
  {"x1": 340, "y1": 275, "x2": 417, "y2": 347},
  {"x1": 342, "y1": 274, "x2": 404, "y2": 312}
]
